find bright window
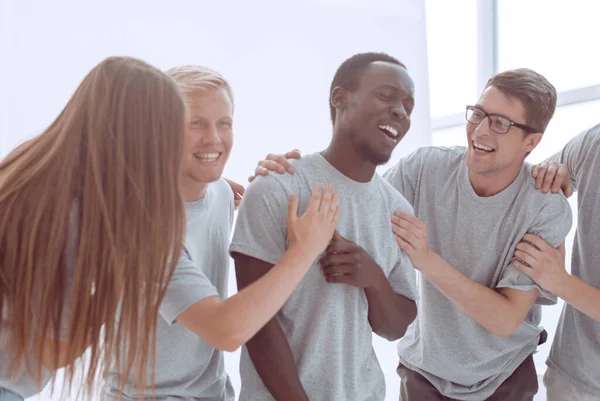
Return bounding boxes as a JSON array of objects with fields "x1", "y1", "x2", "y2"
[{"x1": 497, "y1": 0, "x2": 600, "y2": 92}]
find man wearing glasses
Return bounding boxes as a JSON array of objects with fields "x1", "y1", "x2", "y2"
[
  {"x1": 384, "y1": 68, "x2": 572, "y2": 401},
  {"x1": 251, "y1": 68, "x2": 573, "y2": 400}
]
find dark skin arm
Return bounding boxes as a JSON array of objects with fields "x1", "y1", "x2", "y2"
[
  {"x1": 320, "y1": 232, "x2": 417, "y2": 340},
  {"x1": 233, "y1": 253, "x2": 309, "y2": 401}
]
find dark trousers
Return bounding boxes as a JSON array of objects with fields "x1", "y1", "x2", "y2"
[{"x1": 398, "y1": 354, "x2": 538, "y2": 401}]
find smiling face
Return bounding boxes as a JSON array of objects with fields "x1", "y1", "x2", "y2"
[
  {"x1": 181, "y1": 87, "x2": 233, "y2": 192},
  {"x1": 333, "y1": 61, "x2": 415, "y2": 165},
  {"x1": 465, "y1": 86, "x2": 542, "y2": 179}
]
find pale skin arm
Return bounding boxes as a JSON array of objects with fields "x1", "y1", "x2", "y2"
[
  {"x1": 391, "y1": 211, "x2": 538, "y2": 337},
  {"x1": 514, "y1": 234, "x2": 600, "y2": 323},
  {"x1": 177, "y1": 185, "x2": 339, "y2": 352}
]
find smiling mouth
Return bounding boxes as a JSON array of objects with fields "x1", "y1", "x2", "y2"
[
  {"x1": 472, "y1": 141, "x2": 495, "y2": 153},
  {"x1": 379, "y1": 125, "x2": 400, "y2": 141},
  {"x1": 194, "y1": 152, "x2": 221, "y2": 163}
]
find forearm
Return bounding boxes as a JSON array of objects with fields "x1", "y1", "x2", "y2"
[
  {"x1": 421, "y1": 253, "x2": 528, "y2": 337},
  {"x1": 556, "y1": 275, "x2": 600, "y2": 322},
  {"x1": 246, "y1": 320, "x2": 309, "y2": 401},
  {"x1": 366, "y1": 269, "x2": 416, "y2": 340},
  {"x1": 213, "y1": 245, "x2": 315, "y2": 350}
]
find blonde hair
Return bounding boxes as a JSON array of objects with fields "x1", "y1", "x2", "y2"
[
  {"x1": 165, "y1": 65, "x2": 235, "y2": 111},
  {"x1": 0, "y1": 56, "x2": 186, "y2": 398}
]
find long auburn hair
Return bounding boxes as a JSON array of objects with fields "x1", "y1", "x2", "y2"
[{"x1": 0, "y1": 56, "x2": 186, "y2": 397}]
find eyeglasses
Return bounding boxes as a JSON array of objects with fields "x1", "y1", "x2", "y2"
[{"x1": 465, "y1": 105, "x2": 538, "y2": 134}]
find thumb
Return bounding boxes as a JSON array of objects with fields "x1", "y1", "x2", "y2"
[
  {"x1": 333, "y1": 230, "x2": 343, "y2": 241},
  {"x1": 287, "y1": 194, "x2": 299, "y2": 226}
]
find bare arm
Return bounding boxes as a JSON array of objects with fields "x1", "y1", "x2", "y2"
[
  {"x1": 556, "y1": 275, "x2": 600, "y2": 322},
  {"x1": 365, "y1": 274, "x2": 417, "y2": 340},
  {"x1": 420, "y1": 252, "x2": 538, "y2": 337},
  {"x1": 177, "y1": 245, "x2": 316, "y2": 352},
  {"x1": 233, "y1": 253, "x2": 309, "y2": 401},
  {"x1": 514, "y1": 235, "x2": 600, "y2": 322},
  {"x1": 393, "y1": 211, "x2": 538, "y2": 337}
]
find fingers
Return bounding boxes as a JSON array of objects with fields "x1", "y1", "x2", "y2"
[
  {"x1": 564, "y1": 182, "x2": 574, "y2": 198},
  {"x1": 259, "y1": 159, "x2": 287, "y2": 174},
  {"x1": 319, "y1": 184, "x2": 334, "y2": 212},
  {"x1": 286, "y1": 193, "x2": 299, "y2": 226},
  {"x1": 330, "y1": 207, "x2": 341, "y2": 226},
  {"x1": 248, "y1": 166, "x2": 269, "y2": 182},
  {"x1": 266, "y1": 153, "x2": 296, "y2": 174},
  {"x1": 513, "y1": 258, "x2": 534, "y2": 277},
  {"x1": 551, "y1": 165, "x2": 568, "y2": 194},
  {"x1": 324, "y1": 273, "x2": 355, "y2": 285},
  {"x1": 534, "y1": 162, "x2": 547, "y2": 190},
  {"x1": 283, "y1": 149, "x2": 302, "y2": 160},
  {"x1": 320, "y1": 252, "x2": 356, "y2": 267},
  {"x1": 326, "y1": 238, "x2": 355, "y2": 254},
  {"x1": 391, "y1": 220, "x2": 419, "y2": 246},
  {"x1": 328, "y1": 195, "x2": 340, "y2": 222},
  {"x1": 521, "y1": 234, "x2": 551, "y2": 252},
  {"x1": 514, "y1": 250, "x2": 536, "y2": 267},
  {"x1": 541, "y1": 162, "x2": 559, "y2": 193},
  {"x1": 321, "y1": 264, "x2": 355, "y2": 276},
  {"x1": 305, "y1": 184, "x2": 324, "y2": 215},
  {"x1": 392, "y1": 211, "x2": 426, "y2": 231}
]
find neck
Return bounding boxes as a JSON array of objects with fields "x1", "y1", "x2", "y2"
[
  {"x1": 468, "y1": 163, "x2": 523, "y2": 197},
  {"x1": 322, "y1": 131, "x2": 377, "y2": 183},
  {"x1": 181, "y1": 176, "x2": 209, "y2": 202}
]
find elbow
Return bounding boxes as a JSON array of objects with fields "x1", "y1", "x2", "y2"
[
  {"x1": 213, "y1": 337, "x2": 243, "y2": 353},
  {"x1": 375, "y1": 301, "x2": 418, "y2": 341},
  {"x1": 210, "y1": 320, "x2": 247, "y2": 352}
]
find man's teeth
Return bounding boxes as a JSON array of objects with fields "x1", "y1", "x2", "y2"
[
  {"x1": 197, "y1": 152, "x2": 220, "y2": 161},
  {"x1": 473, "y1": 142, "x2": 494, "y2": 152},
  {"x1": 379, "y1": 125, "x2": 399, "y2": 138}
]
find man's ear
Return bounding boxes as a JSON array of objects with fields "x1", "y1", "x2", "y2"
[
  {"x1": 524, "y1": 132, "x2": 543, "y2": 154},
  {"x1": 330, "y1": 86, "x2": 348, "y2": 113}
]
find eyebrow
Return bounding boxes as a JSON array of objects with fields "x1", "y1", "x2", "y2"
[{"x1": 473, "y1": 104, "x2": 512, "y2": 121}]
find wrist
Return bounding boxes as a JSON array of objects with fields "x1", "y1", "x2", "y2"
[
  {"x1": 366, "y1": 264, "x2": 388, "y2": 291},
  {"x1": 286, "y1": 242, "x2": 321, "y2": 266},
  {"x1": 414, "y1": 251, "x2": 437, "y2": 276},
  {"x1": 552, "y1": 272, "x2": 577, "y2": 299}
]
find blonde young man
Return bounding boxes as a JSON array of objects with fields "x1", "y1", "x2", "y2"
[{"x1": 103, "y1": 66, "x2": 340, "y2": 400}]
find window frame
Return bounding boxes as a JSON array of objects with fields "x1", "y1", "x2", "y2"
[{"x1": 430, "y1": 0, "x2": 600, "y2": 132}]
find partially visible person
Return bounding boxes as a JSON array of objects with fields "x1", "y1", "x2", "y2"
[
  {"x1": 514, "y1": 123, "x2": 600, "y2": 401},
  {"x1": 230, "y1": 52, "x2": 419, "y2": 401},
  {"x1": 252, "y1": 68, "x2": 573, "y2": 400},
  {"x1": 104, "y1": 65, "x2": 340, "y2": 401},
  {"x1": 0, "y1": 56, "x2": 188, "y2": 400}
]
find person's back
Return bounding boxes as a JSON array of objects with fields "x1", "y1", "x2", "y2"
[
  {"x1": 543, "y1": 123, "x2": 600, "y2": 398},
  {"x1": 231, "y1": 152, "x2": 418, "y2": 400},
  {"x1": 385, "y1": 145, "x2": 571, "y2": 399},
  {"x1": 105, "y1": 178, "x2": 235, "y2": 400},
  {"x1": 0, "y1": 56, "x2": 187, "y2": 399}
]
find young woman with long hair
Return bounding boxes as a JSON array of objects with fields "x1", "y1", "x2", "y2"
[{"x1": 0, "y1": 56, "x2": 188, "y2": 399}]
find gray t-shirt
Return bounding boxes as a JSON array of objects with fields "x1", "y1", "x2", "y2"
[
  {"x1": 383, "y1": 146, "x2": 573, "y2": 401},
  {"x1": 105, "y1": 178, "x2": 235, "y2": 401},
  {"x1": 229, "y1": 152, "x2": 418, "y2": 401},
  {"x1": 0, "y1": 204, "x2": 78, "y2": 398},
  {"x1": 545, "y1": 123, "x2": 600, "y2": 394}
]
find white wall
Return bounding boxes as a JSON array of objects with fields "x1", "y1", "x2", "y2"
[{"x1": 1, "y1": 0, "x2": 431, "y2": 400}]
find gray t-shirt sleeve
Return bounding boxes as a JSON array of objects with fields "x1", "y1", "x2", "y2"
[
  {"x1": 159, "y1": 249, "x2": 220, "y2": 325},
  {"x1": 497, "y1": 195, "x2": 573, "y2": 304},
  {"x1": 388, "y1": 252, "x2": 419, "y2": 301},
  {"x1": 547, "y1": 124, "x2": 600, "y2": 189},
  {"x1": 382, "y1": 149, "x2": 424, "y2": 204},
  {"x1": 229, "y1": 175, "x2": 289, "y2": 265}
]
